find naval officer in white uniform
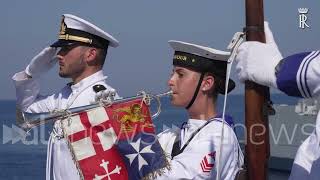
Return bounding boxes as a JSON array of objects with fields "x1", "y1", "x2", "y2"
[
  {"x1": 235, "y1": 22, "x2": 320, "y2": 180},
  {"x1": 157, "y1": 41, "x2": 244, "y2": 180},
  {"x1": 12, "y1": 14, "x2": 120, "y2": 180}
]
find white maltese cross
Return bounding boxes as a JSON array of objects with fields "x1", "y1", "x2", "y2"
[{"x1": 125, "y1": 138, "x2": 155, "y2": 170}]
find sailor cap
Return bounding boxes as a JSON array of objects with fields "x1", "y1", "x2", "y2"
[
  {"x1": 51, "y1": 14, "x2": 119, "y2": 49},
  {"x1": 169, "y1": 40, "x2": 235, "y2": 94}
]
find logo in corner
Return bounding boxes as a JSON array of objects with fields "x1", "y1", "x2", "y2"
[{"x1": 298, "y1": 8, "x2": 310, "y2": 29}]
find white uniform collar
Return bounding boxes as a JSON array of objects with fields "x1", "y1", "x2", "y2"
[
  {"x1": 69, "y1": 70, "x2": 107, "y2": 92},
  {"x1": 185, "y1": 119, "x2": 208, "y2": 129}
]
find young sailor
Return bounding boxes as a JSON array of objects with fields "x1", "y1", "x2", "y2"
[
  {"x1": 12, "y1": 14, "x2": 120, "y2": 180},
  {"x1": 235, "y1": 22, "x2": 320, "y2": 180},
  {"x1": 157, "y1": 40, "x2": 244, "y2": 179}
]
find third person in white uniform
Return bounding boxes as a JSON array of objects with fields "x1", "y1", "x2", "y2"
[{"x1": 235, "y1": 21, "x2": 320, "y2": 180}]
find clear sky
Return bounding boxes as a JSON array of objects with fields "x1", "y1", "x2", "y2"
[{"x1": 1, "y1": 0, "x2": 319, "y2": 99}]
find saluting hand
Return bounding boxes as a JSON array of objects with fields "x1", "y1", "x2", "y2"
[{"x1": 25, "y1": 47, "x2": 57, "y2": 78}]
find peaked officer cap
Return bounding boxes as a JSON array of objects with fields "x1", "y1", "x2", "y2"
[{"x1": 51, "y1": 14, "x2": 119, "y2": 49}]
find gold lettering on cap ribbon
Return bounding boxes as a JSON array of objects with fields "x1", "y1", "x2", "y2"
[{"x1": 174, "y1": 55, "x2": 187, "y2": 61}]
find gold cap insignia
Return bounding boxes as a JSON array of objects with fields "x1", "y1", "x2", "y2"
[{"x1": 59, "y1": 16, "x2": 66, "y2": 35}]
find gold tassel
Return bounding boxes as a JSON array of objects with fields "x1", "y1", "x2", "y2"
[
  {"x1": 141, "y1": 149, "x2": 172, "y2": 180},
  {"x1": 62, "y1": 117, "x2": 85, "y2": 180}
]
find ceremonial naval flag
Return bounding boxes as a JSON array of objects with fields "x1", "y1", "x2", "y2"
[{"x1": 61, "y1": 98, "x2": 169, "y2": 180}]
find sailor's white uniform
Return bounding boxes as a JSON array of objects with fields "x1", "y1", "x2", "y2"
[
  {"x1": 157, "y1": 40, "x2": 243, "y2": 180},
  {"x1": 235, "y1": 22, "x2": 320, "y2": 179},
  {"x1": 12, "y1": 13, "x2": 120, "y2": 180},
  {"x1": 274, "y1": 51, "x2": 320, "y2": 179},
  {"x1": 12, "y1": 70, "x2": 119, "y2": 180},
  {"x1": 157, "y1": 118, "x2": 244, "y2": 180}
]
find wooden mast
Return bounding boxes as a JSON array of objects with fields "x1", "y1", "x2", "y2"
[{"x1": 245, "y1": 0, "x2": 270, "y2": 180}]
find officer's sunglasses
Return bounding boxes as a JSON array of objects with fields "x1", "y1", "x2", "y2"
[{"x1": 57, "y1": 43, "x2": 83, "y2": 56}]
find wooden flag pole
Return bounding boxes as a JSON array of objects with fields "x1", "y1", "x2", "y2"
[{"x1": 244, "y1": 0, "x2": 270, "y2": 180}]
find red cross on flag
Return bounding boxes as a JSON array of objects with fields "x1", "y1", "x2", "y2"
[{"x1": 61, "y1": 98, "x2": 168, "y2": 180}]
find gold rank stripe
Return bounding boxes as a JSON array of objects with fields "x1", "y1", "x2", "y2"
[{"x1": 59, "y1": 34, "x2": 93, "y2": 44}]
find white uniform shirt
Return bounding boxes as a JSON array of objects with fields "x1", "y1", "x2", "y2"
[
  {"x1": 157, "y1": 118, "x2": 243, "y2": 180},
  {"x1": 274, "y1": 51, "x2": 320, "y2": 179},
  {"x1": 12, "y1": 70, "x2": 119, "y2": 180}
]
